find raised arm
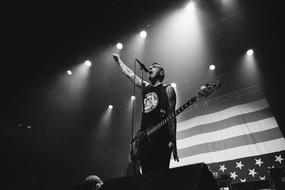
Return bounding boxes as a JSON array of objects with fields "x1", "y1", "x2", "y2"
[
  {"x1": 166, "y1": 85, "x2": 179, "y2": 162},
  {"x1": 112, "y1": 53, "x2": 149, "y2": 88}
]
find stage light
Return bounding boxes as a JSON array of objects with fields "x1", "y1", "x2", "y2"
[
  {"x1": 131, "y1": 96, "x2": 136, "y2": 100},
  {"x1": 209, "y1": 64, "x2": 216, "y2": 70},
  {"x1": 186, "y1": 1, "x2": 195, "y2": 11},
  {"x1": 108, "y1": 105, "x2": 113, "y2": 109},
  {"x1": 67, "y1": 70, "x2": 72, "y2": 75},
  {"x1": 171, "y1": 83, "x2": 177, "y2": 88},
  {"x1": 116, "y1": 43, "x2": 123, "y2": 50},
  {"x1": 85, "y1": 60, "x2": 92, "y2": 67},
  {"x1": 246, "y1": 49, "x2": 254, "y2": 55},
  {"x1": 140, "y1": 31, "x2": 147, "y2": 38}
]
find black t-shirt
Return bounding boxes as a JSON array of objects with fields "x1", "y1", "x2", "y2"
[{"x1": 140, "y1": 83, "x2": 171, "y2": 142}]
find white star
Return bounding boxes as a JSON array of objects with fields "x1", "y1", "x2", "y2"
[
  {"x1": 236, "y1": 161, "x2": 244, "y2": 170},
  {"x1": 219, "y1": 164, "x2": 227, "y2": 172},
  {"x1": 230, "y1": 171, "x2": 238, "y2": 180},
  {"x1": 248, "y1": 168, "x2": 258, "y2": 178},
  {"x1": 240, "y1": 178, "x2": 246, "y2": 182},
  {"x1": 275, "y1": 155, "x2": 284, "y2": 164},
  {"x1": 259, "y1": 176, "x2": 266, "y2": 180},
  {"x1": 254, "y1": 158, "x2": 264, "y2": 167}
]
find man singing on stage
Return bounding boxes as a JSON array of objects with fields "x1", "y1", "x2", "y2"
[{"x1": 112, "y1": 53, "x2": 179, "y2": 174}]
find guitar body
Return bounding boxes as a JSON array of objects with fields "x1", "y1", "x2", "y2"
[
  {"x1": 126, "y1": 159, "x2": 141, "y2": 176},
  {"x1": 130, "y1": 130, "x2": 148, "y2": 162},
  {"x1": 126, "y1": 131, "x2": 148, "y2": 176}
]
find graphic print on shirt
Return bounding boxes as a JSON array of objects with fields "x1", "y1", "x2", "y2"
[{"x1": 144, "y1": 92, "x2": 159, "y2": 113}]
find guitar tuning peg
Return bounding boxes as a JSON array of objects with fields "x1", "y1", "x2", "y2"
[{"x1": 198, "y1": 91, "x2": 203, "y2": 97}]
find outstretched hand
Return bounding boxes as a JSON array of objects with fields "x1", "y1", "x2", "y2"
[
  {"x1": 169, "y1": 142, "x2": 179, "y2": 162},
  {"x1": 112, "y1": 53, "x2": 120, "y2": 63}
]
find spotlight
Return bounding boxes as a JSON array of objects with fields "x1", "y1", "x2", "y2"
[
  {"x1": 85, "y1": 60, "x2": 92, "y2": 67},
  {"x1": 131, "y1": 96, "x2": 136, "y2": 100},
  {"x1": 186, "y1": 1, "x2": 195, "y2": 11},
  {"x1": 209, "y1": 64, "x2": 216, "y2": 70},
  {"x1": 171, "y1": 83, "x2": 176, "y2": 88},
  {"x1": 108, "y1": 105, "x2": 113, "y2": 109},
  {"x1": 140, "y1": 31, "x2": 147, "y2": 38},
  {"x1": 67, "y1": 70, "x2": 72, "y2": 75},
  {"x1": 116, "y1": 43, "x2": 123, "y2": 50},
  {"x1": 247, "y1": 49, "x2": 254, "y2": 55}
]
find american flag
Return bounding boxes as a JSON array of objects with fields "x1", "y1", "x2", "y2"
[{"x1": 170, "y1": 84, "x2": 285, "y2": 184}]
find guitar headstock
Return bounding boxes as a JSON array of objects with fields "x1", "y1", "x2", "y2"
[{"x1": 197, "y1": 78, "x2": 222, "y2": 98}]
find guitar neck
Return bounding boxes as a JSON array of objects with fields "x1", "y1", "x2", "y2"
[
  {"x1": 147, "y1": 96, "x2": 198, "y2": 136},
  {"x1": 131, "y1": 78, "x2": 221, "y2": 144}
]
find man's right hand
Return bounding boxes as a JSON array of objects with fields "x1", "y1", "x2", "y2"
[{"x1": 112, "y1": 53, "x2": 120, "y2": 63}]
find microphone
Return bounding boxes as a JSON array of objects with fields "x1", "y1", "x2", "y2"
[{"x1": 135, "y1": 59, "x2": 149, "y2": 73}]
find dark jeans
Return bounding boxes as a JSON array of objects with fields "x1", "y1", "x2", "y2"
[{"x1": 140, "y1": 140, "x2": 171, "y2": 174}]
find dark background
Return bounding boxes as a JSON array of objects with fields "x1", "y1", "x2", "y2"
[{"x1": 1, "y1": 0, "x2": 283, "y2": 189}]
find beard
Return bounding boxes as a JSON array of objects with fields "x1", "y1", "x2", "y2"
[{"x1": 148, "y1": 74, "x2": 158, "y2": 85}]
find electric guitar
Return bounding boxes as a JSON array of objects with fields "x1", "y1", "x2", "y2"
[{"x1": 126, "y1": 79, "x2": 222, "y2": 175}]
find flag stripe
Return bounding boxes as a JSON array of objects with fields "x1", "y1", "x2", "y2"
[
  {"x1": 178, "y1": 127, "x2": 283, "y2": 158},
  {"x1": 170, "y1": 138, "x2": 285, "y2": 168},
  {"x1": 178, "y1": 117, "x2": 278, "y2": 149},
  {"x1": 177, "y1": 108, "x2": 272, "y2": 139},
  {"x1": 177, "y1": 98, "x2": 268, "y2": 132},
  {"x1": 171, "y1": 87, "x2": 285, "y2": 183}
]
